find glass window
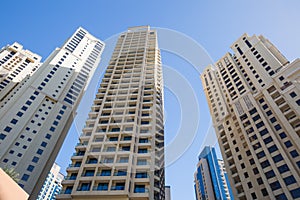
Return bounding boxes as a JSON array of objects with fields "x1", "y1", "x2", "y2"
[
  {"x1": 283, "y1": 175, "x2": 296, "y2": 185},
  {"x1": 272, "y1": 154, "x2": 283, "y2": 163},
  {"x1": 270, "y1": 181, "x2": 281, "y2": 191},
  {"x1": 21, "y1": 174, "x2": 30, "y2": 181}
]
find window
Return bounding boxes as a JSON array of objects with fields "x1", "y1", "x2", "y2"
[
  {"x1": 279, "y1": 132, "x2": 287, "y2": 139},
  {"x1": 257, "y1": 177, "x2": 263, "y2": 185},
  {"x1": 272, "y1": 154, "x2": 283, "y2": 163},
  {"x1": 283, "y1": 175, "x2": 296, "y2": 185},
  {"x1": 0, "y1": 133, "x2": 6, "y2": 140},
  {"x1": 290, "y1": 92, "x2": 297, "y2": 98},
  {"x1": 49, "y1": 127, "x2": 55, "y2": 132},
  {"x1": 261, "y1": 160, "x2": 270, "y2": 168},
  {"x1": 41, "y1": 142, "x2": 47, "y2": 147},
  {"x1": 270, "y1": 181, "x2": 281, "y2": 191},
  {"x1": 100, "y1": 170, "x2": 111, "y2": 176},
  {"x1": 21, "y1": 106, "x2": 28, "y2": 111},
  {"x1": 257, "y1": 151, "x2": 266, "y2": 159},
  {"x1": 290, "y1": 188, "x2": 300, "y2": 199},
  {"x1": 290, "y1": 150, "x2": 299, "y2": 158},
  {"x1": 21, "y1": 174, "x2": 30, "y2": 181},
  {"x1": 265, "y1": 170, "x2": 275, "y2": 179},
  {"x1": 284, "y1": 141, "x2": 293, "y2": 148},
  {"x1": 278, "y1": 164, "x2": 289, "y2": 173},
  {"x1": 37, "y1": 149, "x2": 43, "y2": 155},
  {"x1": 268, "y1": 145, "x2": 278, "y2": 153},
  {"x1": 27, "y1": 165, "x2": 34, "y2": 172},
  {"x1": 259, "y1": 128, "x2": 269, "y2": 136},
  {"x1": 137, "y1": 159, "x2": 147, "y2": 165},
  {"x1": 261, "y1": 188, "x2": 268, "y2": 196},
  {"x1": 10, "y1": 119, "x2": 18, "y2": 124},
  {"x1": 263, "y1": 136, "x2": 273, "y2": 145},
  {"x1": 119, "y1": 157, "x2": 128, "y2": 163},
  {"x1": 45, "y1": 134, "x2": 51, "y2": 139},
  {"x1": 275, "y1": 194, "x2": 288, "y2": 200},
  {"x1": 96, "y1": 183, "x2": 108, "y2": 191},
  {"x1": 274, "y1": 124, "x2": 282, "y2": 131},
  {"x1": 4, "y1": 126, "x2": 12, "y2": 133}
]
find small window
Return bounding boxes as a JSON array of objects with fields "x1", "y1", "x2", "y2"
[
  {"x1": 27, "y1": 165, "x2": 34, "y2": 172},
  {"x1": 41, "y1": 142, "x2": 47, "y2": 147},
  {"x1": 21, "y1": 174, "x2": 30, "y2": 181},
  {"x1": 290, "y1": 92, "x2": 297, "y2": 98},
  {"x1": 4, "y1": 126, "x2": 12, "y2": 133},
  {"x1": 32, "y1": 156, "x2": 39, "y2": 163},
  {"x1": 10, "y1": 119, "x2": 18, "y2": 124},
  {"x1": 36, "y1": 149, "x2": 43, "y2": 155}
]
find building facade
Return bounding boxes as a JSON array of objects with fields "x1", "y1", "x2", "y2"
[
  {"x1": 201, "y1": 34, "x2": 300, "y2": 199},
  {"x1": 194, "y1": 146, "x2": 233, "y2": 200},
  {"x1": 0, "y1": 27, "x2": 104, "y2": 199},
  {"x1": 37, "y1": 163, "x2": 64, "y2": 200},
  {"x1": 165, "y1": 186, "x2": 171, "y2": 200},
  {"x1": 58, "y1": 26, "x2": 165, "y2": 200},
  {"x1": 0, "y1": 42, "x2": 41, "y2": 106}
]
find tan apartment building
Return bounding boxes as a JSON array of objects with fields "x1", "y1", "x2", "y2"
[
  {"x1": 58, "y1": 26, "x2": 165, "y2": 200},
  {"x1": 201, "y1": 34, "x2": 300, "y2": 199}
]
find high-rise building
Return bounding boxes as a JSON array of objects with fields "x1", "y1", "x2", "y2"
[
  {"x1": 201, "y1": 33, "x2": 300, "y2": 199},
  {"x1": 0, "y1": 27, "x2": 104, "y2": 199},
  {"x1": 165, "y1": 186, "x2": 171, "y2": 200},
  {"x1": 194, "y1": 146, "x2": 233, "y2": 200},
  {"x1": 37, "y1": 163, "x2": 64, "y2": 200},
  {"x1": 0, "y1": 42, "x2": 41, "y2": 106},
  {"x1": 58, "y1": 25, "x2": 165, "y2": 200}
]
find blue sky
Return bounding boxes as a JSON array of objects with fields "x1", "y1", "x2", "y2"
[{"x1": 1, "y1": 1, "x2": 300, "y2": 199}]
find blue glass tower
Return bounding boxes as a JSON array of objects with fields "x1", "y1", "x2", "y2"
[{"x1": 194, "y1": 146, "x2": 233, "y2": 200}]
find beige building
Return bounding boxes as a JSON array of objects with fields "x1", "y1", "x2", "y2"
[
  {"x1": 58, "y1": 26, "x2": 165, "y2": 200},
  {"x1": 0, "y1": 42, "x2": 41, "y2": 106},
  {"x1": 0, "y1": 27, "x2": 104, "y2": 199},
  {"x1": 201, "y1": 34, "x2": 300, "y2": 199}
]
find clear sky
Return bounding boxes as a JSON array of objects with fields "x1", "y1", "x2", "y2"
[{"x1": 1, "y1": 1, "x2": 300, "y2": 200}]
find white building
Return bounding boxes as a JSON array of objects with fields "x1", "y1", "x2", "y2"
[
  {"x1": 201, "y1": 34, "x2": 300, "y2": 199},
  {"x1": 58, "y1": 26, "x2": 165, "y2": 200},
  {"x1": 0, "y1": 42, "x2": 41, "y2": 106},
  {"x1": 37, "y1": 163, "x2": 64, "y2": 200},
  {"x1": 0, "y1": 27, "x2": 104, "y2": 199}
]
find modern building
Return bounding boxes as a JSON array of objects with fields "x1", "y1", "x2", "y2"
[
  {"x1": 165, "y1": 186, "x2": 171, "y2": 200},
  {"x1": 201, "y1": 33, "x2": 300, "y2": 199},
  {"x1": 37, "y1": 163, "x2": 64, "y2": 200},
  {"x1": 0, "y1": 27, "x2": 104, "y2": 199},
  {"x1": 0, "y1": 42, "x2": 41, "y2": 106},
  {"x1": 194, "y1": 146, "x2": 233, "y2": 200},
  {"x1": 58, "y1": 25, "x2": 165, "y2": 200}
]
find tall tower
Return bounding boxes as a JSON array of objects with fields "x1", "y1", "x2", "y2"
[
  {"x1": 37, "y1": 163, "x2": 64, "y2": 200},
  {"x1": 58, "y1": 26, "x2": 165, "y2": 200},
  {"x1": 194, "y1": 146, "x2": 233, "y2": 200},
  {"x1": 0, "y1": 42, "x2": 41, "y2": 105},
  {"x1": 0, "y1": 27, "x2": 104, "y2": 199},
  {"x1": 201, "y1": 33, "x2": 300, "y2": 199}
]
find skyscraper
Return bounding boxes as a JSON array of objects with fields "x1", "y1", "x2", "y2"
[
  {"x1": 194, "y1": 146, "x2": 233, "y2": 200},
  {"x1": 58, "y1": 25, "x2": 165, "y2": 200},
  {"x1": 37, "y1": 163, "x2": 64, "y2": 200},
  {"x1": 0, "y1": 27, "x2": 104, "y2": 199},
  {"x1": 201, "y1": 33, "x2": 300, "y2": 199},
  {"x1": 0, "y1": 42, "x2": 41, "y2": 106}
]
